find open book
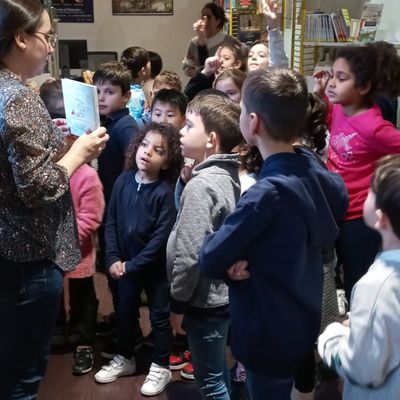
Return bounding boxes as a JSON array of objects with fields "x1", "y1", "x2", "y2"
[{"x1": 61, "y1": 78, "x2": 100, "y2": 136}]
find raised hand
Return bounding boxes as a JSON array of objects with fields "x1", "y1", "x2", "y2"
[{"x1": 262, "y1": 0, "x2": 279, "y2": 30}]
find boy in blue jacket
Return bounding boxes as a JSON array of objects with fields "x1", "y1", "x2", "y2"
[{"x1": 199, "y1": 68, "x2": 348, "y2": 400}]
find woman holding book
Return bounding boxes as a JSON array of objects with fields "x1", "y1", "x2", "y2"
[{"x1": 0, "y1": 0, "x2": 108, "y2": 398}]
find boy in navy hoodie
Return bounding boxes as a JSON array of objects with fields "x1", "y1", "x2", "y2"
[{"x1": 199, "y1": 68, "x2": 348, "y2": 400}]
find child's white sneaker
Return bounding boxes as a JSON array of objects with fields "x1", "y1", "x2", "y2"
[
  {"x1": 140, "y1": 362, "x2": 172, "y2": 396},
  {"x1": 94, "y1": 354, "x2": 136, "y2": 383}
]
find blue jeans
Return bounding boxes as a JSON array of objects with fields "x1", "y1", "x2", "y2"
[
  {"x1": 246, "y1": 369, "x2": 293, "y2": 400},
  {"x1": 185, "y1": 310, "x2": 230, "y2": 400},
  {"x1": 0, "y1": 258, "x2": 63, "y2": 400},
  {"x1": 118, "y1": 271, "x2": 171, "y2": 366}
]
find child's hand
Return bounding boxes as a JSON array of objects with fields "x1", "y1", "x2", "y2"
[
  {"x1": 109, "y1": 261, "x2": 125, "y2": 279},
  {"x1": 180, "y1": 160, "x2": 196, "y2": 183},
  {"x1": 170, "y1": 312, "x2": 186, "y2": 335},
  {"x1": 313, "y1": 70, "x2": 330, "y2": 95},
  {"x1": 262, "y1": 0, "x2": 279, "y2": 30},
  {"x1": 203, "y1": 48, "x2": 222, "y2": 76},
  {"x1": 227, "y1": 260, "x2": 250, "y2": 281},
  {"x1": 342, "y1": 318, "x2": 350, "y2": 327},
  {"x1": 53, "y1": 118, "x2": 70, "y2": 136}
]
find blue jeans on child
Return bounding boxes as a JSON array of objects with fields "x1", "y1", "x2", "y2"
[
  {"x1": 0, "y1": 258, "x2": 63, "y2": 400},
  {"x1": 185, "y1": 308, "x2": 231, "y2": 400},
  {"x1": 117, "y1": 271, "x2": 171, "y2": 366},
  {"x1": 246, "y1": 369, "x2": 293, "y2": 400}
]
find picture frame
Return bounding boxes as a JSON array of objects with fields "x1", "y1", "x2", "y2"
[{"x1": 112, "y1": 0, "x2": 173, "y2": 15}]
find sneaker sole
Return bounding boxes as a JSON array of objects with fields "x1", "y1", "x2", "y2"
[
  {"x1": 180, "y1": 370, "x2": 195, "y2": 380},
  {"x1": 95, "y1": 369, "x2": 136, "y2": 384},
  {"x1": 72, "y1": 366, "x2": 93, "y2": 375},
  {"x1": 170, "y1": 362, "x2": 189, "y2": 371},
  {"x1": 140, "y1": 373, "x2": 172, "y2": 396}
]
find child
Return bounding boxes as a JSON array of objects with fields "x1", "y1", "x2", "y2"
[
  {"x1": 213, "y1": 68, "x2": 247, "y2": 103},
  {"x1": 151, "y1": 88, "x2": 187, "y2": 129},
  {"x1": 318, "y1": 154, "x2": 400, "y2": 400},
  {"x1": 95, "y1": 123, "x2": 182, "y2": 397},
  {"x1": 143, "y1": 50, "x2": 163, "y2": 105},
  {"x1": 150, "y1": 70, "x2": 183, "y2": 105},
  {"x1": 92, "y1": 61, "x2": 140, "y2": 348},
  {"x1": 166, "y1": 93, "x2": 243, "y2": 398},
  {"x1": 313, "y1": 41, "x2": 400, "y2": 301},
  {"x1": 184, "y1": 43, "x2": 246, "y2": 101},
  {"x1": 121, "y1": 46, "x2": 151, "y2": 125},
  {"x1": 39, "y1": 79, "x2": 105, "y2": 375},
  {"x1": 198, "y1": 69, "x2": 348, "y2": 400}
]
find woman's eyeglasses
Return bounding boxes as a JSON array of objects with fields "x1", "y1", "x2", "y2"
[{"x1": 31, "y1": 31, "x2": 58, "y2": 48}]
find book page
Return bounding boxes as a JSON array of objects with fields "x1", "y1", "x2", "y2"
[{"x1": 61, "y1": 78, "x2": 100, "y2": 137}]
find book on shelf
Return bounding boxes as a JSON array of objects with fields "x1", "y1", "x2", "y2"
[
  {"x1": 358, "y1": 3, "x2": 384, "y2": 43},
  {"x1": 61, "y1": 78, "x2": 100, "y2": 137}
]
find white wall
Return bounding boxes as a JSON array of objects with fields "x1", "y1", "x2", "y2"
[{"x1": 56, "y1": 1, "x2": 201, "y2": 84}]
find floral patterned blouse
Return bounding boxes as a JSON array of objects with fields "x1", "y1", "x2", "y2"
[{"x1": 0, "y1": 68, "x2": 80, "y2": 271}]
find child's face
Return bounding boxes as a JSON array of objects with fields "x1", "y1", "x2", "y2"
[
  {"x1": 151, "y1": 100, "x2": 185, "y2": 129},
  {"x1": 363, "y1": 188, "x2": 378, "y2": 230},
  {"x1": 214, "y1": 77, "x2": 241, "y2": 103},
  {"x1": 135, "y1": 131, "x2": 168, "y2": 180},
  {"x1": 96, "y1": 81, "x2": 130, "y2": 117},
  {"x1": 218, "y1": 47, "x2": 239, "y2": 72},
  {"x1": 179, "y1": 110, "x2": 210, "y2": 162},
  {"x1": 327, "y1": 57, "x2": 367, "y2": 106},
  {"x1": 247, "y1": 43, "x2": 269, "y2": 71}
]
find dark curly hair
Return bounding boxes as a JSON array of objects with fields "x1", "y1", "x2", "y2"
[
  {"x1": 238, "y1": 142, "x2": 263, "y2": 175},
  {"x1": 124, "y1": 122, "x2": 183, "y2": 184},
  {"x1": 299, "y1": 93, "x2": 328, "y2": 155},
  {"x1": 336, "y1": 41, "x2": 400, "y2": 103}
]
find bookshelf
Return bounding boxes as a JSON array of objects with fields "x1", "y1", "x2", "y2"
[{"x1": 288, "y1": 0, "x2": 397, "y2": 75}]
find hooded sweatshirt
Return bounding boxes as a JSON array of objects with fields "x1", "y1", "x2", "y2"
[
  {"x1": 199, "y1": 147, "x2": 348, "y2": 376},
  {"x1": 166, "y1": 153, "x2": 240, "y2": 314}
]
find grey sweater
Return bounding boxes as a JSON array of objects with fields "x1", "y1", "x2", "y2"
[{"x1": 166, "y1": 154, "x2": 240, "y2": 313}]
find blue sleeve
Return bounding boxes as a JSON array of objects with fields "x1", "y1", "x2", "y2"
[
  {"x1": 125, "y1": 188, "x2": 176, "y2": 273},
  {"x1": 104, "y1": 177, "x2": 123, "y2": 269},
  {"x1": 199, "y1": 182, "x2": 280, "y2": 279}
]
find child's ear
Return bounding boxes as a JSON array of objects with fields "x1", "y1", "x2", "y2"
[
  {"x1": 375, "y1": 209, "x2": 389, "y2": 231},
  {"x1": 123, "y1": 90, "x2": 131, "y2": 103},
  {"x1": 206, "y1": 131, "x2": 218, "y2": 150},
  {"x1": 359, "y1": 82, "x2": 372, "y2": 96},
  {"x1": 234, "y1": 60, "x2": 242, "y2": 69}
]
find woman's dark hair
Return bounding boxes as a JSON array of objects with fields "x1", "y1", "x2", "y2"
[
  {"x1": 0, "y1": 0, "x2": 44, "y2": 63},
  {"x1": 125, "y1": 122, "x2": 183, "y2": 184},
  {"x1": 148, "y1": 51, "x2": 163, "y2": 79},
  {"x1": 336, "y1": 41, "x2": 400, "y2": 103},
  {"x1": 121, "y1": 46, "x2": 150, "y2": 80},
  {"x1": 202, "y1": 2, "x2": 227, "y2": 29}
]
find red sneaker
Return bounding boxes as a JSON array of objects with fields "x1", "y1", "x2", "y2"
[
  {"x1": 169, "y1": 350, "x2": 190, "y2": 370},
  {"x1": 180, "y1": 362, "x2": 195, "y2": 380}
]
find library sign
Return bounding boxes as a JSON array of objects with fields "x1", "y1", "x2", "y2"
[{"x1": 52, "y1": 0, "x2": 94, "y2": 23}]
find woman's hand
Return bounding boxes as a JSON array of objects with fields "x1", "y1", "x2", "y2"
[
  {"x1": 193, "y1": 16, "x2": 207, "y2": 45},
  {"x1": 70, "y1": 127, "x2": 109, "y2": 164}
]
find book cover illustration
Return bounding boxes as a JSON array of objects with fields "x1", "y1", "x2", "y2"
[
  {"x1": 61, "y1": 78, "x2": 100, "y2": 137},
  {"x1": 358, "y1": 3, "x2": 384, "y2": 42}
]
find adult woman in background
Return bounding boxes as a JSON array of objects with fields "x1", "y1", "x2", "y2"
[{"x1": 0, "y1": 0, "x2": 108, "y2": 398}]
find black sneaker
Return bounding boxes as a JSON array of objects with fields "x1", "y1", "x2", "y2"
[
  {"x1": 72, "y1": 346, "x2": 94, "y2": 375},
  {"x1": 96, "y1": 313, "x2": 117, "y2": 337}
]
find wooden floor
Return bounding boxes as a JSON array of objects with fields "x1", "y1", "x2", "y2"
[{"x1": 37, "y1": 273, "x2": 342, "y2": 400}]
